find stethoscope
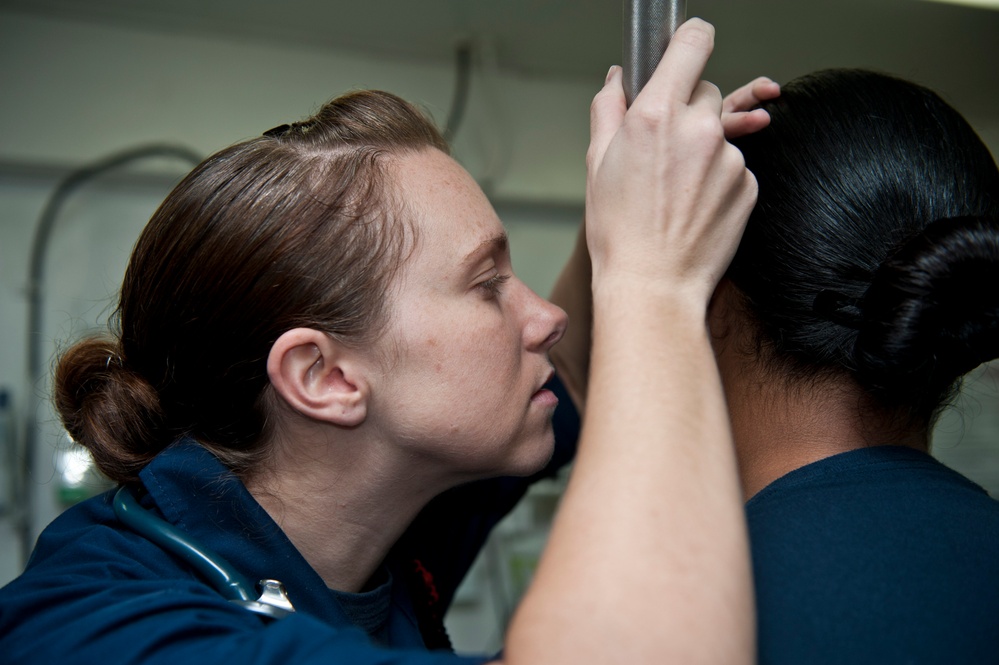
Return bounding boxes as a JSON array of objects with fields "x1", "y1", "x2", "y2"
[{"x1": 113, "y1": 486, "x2": 296, "y2": 620}]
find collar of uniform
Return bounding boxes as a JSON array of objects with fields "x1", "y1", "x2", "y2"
[
  {"x1": 137, "y1": 438, "x2": 354, "y2": 626},
  {"x1": 745, "y1": 445, "x2": 983, "y2": 509},
  {"x1": 136, "y1": 439, "x2": 429, "y2": 647}
]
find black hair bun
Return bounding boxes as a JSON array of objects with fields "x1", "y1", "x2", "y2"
[{"x1": 855, "y1": 216, "x2": 999, "y2": 409}]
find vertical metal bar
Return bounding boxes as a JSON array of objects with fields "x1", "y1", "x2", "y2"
[{"x1": 623, "y1": 0, "x2": 687, "y2": 106}]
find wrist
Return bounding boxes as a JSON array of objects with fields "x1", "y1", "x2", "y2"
[{"x1": 591, "y1": 271, "x2": 712, "y2": 325}]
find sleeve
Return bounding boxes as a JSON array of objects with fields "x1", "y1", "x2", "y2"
[{"x1": 393, "y1": 374, "x2": 581, "y2": 610}]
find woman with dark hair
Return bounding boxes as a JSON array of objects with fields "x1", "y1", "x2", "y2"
[
  {"x1": 0, "y1": 20, "x2": 771, "y2": 665},
  {"x1": 712, "y1": 69, "x2": 999, "y2": 663}
]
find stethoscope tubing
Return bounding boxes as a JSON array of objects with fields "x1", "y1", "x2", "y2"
[{"x1": 113, "y1": 486, "x2": 259, "y2": 603}]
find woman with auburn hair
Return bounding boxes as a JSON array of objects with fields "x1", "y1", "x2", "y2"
[
  {"x1": 0, "y1": 20, "x2": 771, "y2": 665},
  {"x1": 715, "y1": 69, "x2": 999, "y2": 663}
]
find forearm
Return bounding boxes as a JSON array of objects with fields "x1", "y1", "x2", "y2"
[
  {"x1": 506, "y1": 282, "x2": 753, "y2": 664},
  {"x1": 501, "y1": 19, "x2": 758, "y2": 664},
  {"x1": 548, "y1": 221, "x2": 592, "y2": 413}
]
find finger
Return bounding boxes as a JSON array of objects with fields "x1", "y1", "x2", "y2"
[
  {"x1": 688, "y1": 80, "x2": 723, "y2": 117},
  {"x1": 722, "y1": 108, "x2": 772, "y2": 140},
  {"x1": 588, "y1": 66, "x2": 626, "y2": 171},
  {"x1": 722, "y1": 77, "x2": 780, "y2": 114},
  {"x1": 751, "y1": 78, "x2": 781, "y2": 102},
  {"x1": 635, "y1": 18, "x2": 715, "y2": 107}
]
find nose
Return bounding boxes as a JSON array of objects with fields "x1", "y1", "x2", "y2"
[{"x1": 521, "y1": 283, "x2": 568, "y2": 353}]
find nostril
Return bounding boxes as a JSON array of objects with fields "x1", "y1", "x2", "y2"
[
  {"x1": 543, "y1": 317, "x2": 568, "y2": 350},
  {"x1": 522, "y1": 286, "x2": 569, "y2": 349}
]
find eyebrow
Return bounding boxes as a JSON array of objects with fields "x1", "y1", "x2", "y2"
[{"x1": 460, "y1": 233, "x2": 508, "y2": 271}]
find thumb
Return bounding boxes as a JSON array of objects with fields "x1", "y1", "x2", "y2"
[{"x1": 587, "y1": 66, "x2": 626, "y2": 173}]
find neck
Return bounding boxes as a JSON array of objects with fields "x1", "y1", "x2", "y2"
[
  {"x1": 727, "y1": 368, "x2": 927, "y2": 500},
  {"x1": 708, "y1": 282, "x2": 929, "y2": 501},
  {"x1": 707, "y1": 283, "x2": 928, "y2": 501},
  {"x1": 243, "y1": 422, "x2": 449, "y2": 593}
]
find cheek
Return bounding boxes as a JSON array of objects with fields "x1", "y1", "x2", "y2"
[
  {"x1": 412, "y1": 332, "x2": 522, "y2": 417},
  {"x1": 395, "y1": 293, "x2": 524, "y2": 387},
  {"x1": 421, "y1": 332, "x2": 512, "y2": 384}
]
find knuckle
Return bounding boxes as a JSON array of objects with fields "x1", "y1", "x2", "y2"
[
  {"x1": 693, "y1": 112, "x2": 725, "y2": 142},
  {"x1": 629, "y1": 104, "x2": 664, "y2": 128},
  {"x1": 702, "y1": 80, "x2": 722, "y2": 100},
  {"x1": 724, "y1": 142, "x2": 747, "y2": 167}
]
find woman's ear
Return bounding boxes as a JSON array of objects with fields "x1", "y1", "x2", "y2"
[
  {"x1": 267, "y1": 328, "x2": 369, "y2": 427},
  {"x1": 708, "y1": 278, "x2": 739, "y2": 346}
]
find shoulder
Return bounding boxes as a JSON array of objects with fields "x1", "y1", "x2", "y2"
[
  {"x1": 748, "y1": 446, "x2": 995, "y2": 513},
  {"x1": 1, "y1": 500, "x2": 487, "y2": 664},
  {"x1": 0, "y1": 492, "x2": 240, "y2": 662},
  {"x1": 746, "y1": 445, "x2": 999, "y2": 590},
  {"x1": 747, "y1": 446, "x2": 999, "y2": 664}
]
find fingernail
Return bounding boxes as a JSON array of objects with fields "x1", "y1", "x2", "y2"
[{"x1": 605, "y1": 66, "x2": 617, "y2": 85}]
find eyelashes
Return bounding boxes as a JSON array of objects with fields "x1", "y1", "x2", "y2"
[{"x1": 478, "y1": 273, "x2": 511, "y2": 298}]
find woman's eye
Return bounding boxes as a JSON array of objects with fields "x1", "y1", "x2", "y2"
[{"x1": 477, "y1": 273, "x2": 510, "y2": 298}]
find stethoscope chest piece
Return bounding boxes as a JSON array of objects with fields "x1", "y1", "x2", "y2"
[{"x1": 235, "y1": 579, "x2": 296, "y2": 619}]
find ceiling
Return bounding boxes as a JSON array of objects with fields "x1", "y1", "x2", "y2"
[{"x1": 2, "y1": 0, "x2": 997, "y2": 120}]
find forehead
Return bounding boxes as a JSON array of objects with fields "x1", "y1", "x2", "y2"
[{"x1": 389, "y1": 148, "x2": 505, "y2": 268}]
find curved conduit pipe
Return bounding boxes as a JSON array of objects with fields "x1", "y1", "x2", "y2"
[
  {"x1": 19, "y1": 144, "x2": 202, "y2": 566},
  {"x1": 444, "y1": 41, "x2": 473, "y2": 145}
]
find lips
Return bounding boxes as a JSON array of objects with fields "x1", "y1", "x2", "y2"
[
  {"x1": 535, "y1": 367, "x2": 555, "y2": 394},
  {"x1": 530, "y1": 367, "x2": 558, "y2": 406}
]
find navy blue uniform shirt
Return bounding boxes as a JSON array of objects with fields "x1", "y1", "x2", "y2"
[
  {"x1": 0, "y1": 378, "x2": 579, "y2": 664},
  {"x1": 748, "y1": 446, "x2": 999, "y2": 664}
]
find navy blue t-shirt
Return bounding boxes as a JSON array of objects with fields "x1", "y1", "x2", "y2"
[{"x1": 747, "y1": 446, "x2": 999, "y2": 664}]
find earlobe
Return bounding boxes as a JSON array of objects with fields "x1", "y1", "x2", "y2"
[{"x1": 267, "y1": 328, "x2": 369, "y2": 427}]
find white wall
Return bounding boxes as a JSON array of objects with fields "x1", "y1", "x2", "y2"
[{"x1": 0, "y1": 11, "x2": 593, "y2": 202}]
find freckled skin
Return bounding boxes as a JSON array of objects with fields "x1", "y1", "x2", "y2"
[{"x1": 365, "y1": 148, "x2": 568, "y2": 484}]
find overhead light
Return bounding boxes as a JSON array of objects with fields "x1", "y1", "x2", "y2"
[{"x1": 918, "y1": 0, "x2": 999, "y2": 9}]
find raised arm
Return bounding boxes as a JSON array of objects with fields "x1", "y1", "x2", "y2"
[
  {"x1": 547, "y1": 222, "x2": 592, "y2": 412},
  {"x1": 504, "y1": 19, "x2": 758, "y2": 665},
  {"x1": 548, "y1": 73, "x2": 779, "y2": 413}
]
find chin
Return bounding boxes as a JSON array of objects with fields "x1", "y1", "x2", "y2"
[
  {"x1": 450, "y1": 423, "x2": 557, "y2": 483},
  {"x1": 504, "y1": 430, "x2": 557, "y2": 478}
]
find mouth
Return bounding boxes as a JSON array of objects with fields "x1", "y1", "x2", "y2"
[{"x1": 530, "y1": 367, "x2": 558, "y2": 407}]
